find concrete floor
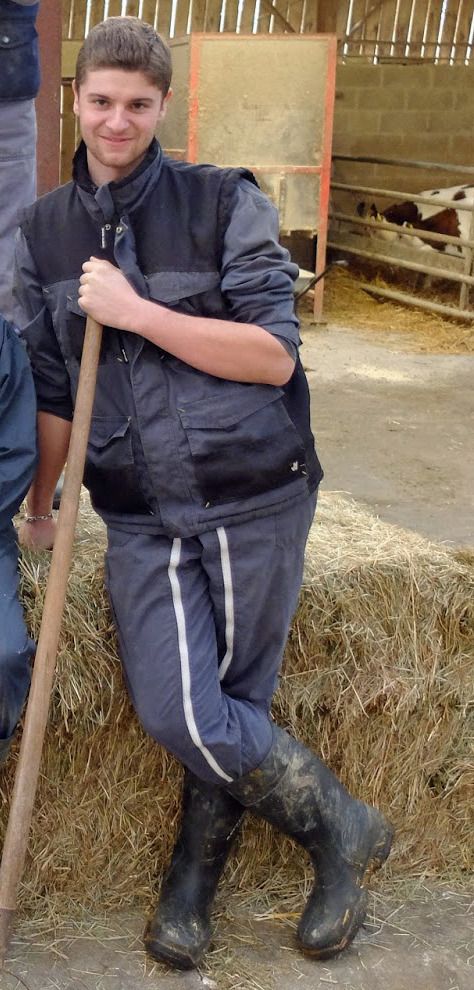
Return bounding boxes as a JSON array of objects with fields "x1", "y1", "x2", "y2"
[
  {"x1": 1, "y1": 321, "x2": 473, "y2": 989},
  {"x1": 2, "y1": 884, "x2": 473, "y2": 990},
  {"x1": 303, "y1": 322, "x2": 474, "y2": 548}
]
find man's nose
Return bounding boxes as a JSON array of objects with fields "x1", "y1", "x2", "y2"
[{"x1": 106, "y1": 107, "x2": 129, "y2": 132}]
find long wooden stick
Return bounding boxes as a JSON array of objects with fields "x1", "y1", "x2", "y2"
[{"x1": 0, "y1": 316, "x2": 103, "y2": 965}]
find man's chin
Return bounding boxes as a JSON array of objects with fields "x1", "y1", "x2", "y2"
[
  {"x1": 87, "y1": 145, "x2": 147, "y2": 183},
  {"x1": 100, "y1": 145, "x2": 134, "y2": 162}
]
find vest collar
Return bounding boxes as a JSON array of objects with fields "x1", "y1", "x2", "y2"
[{"x1": 73, "y1": 138, "x2": 164, "y2": 224}]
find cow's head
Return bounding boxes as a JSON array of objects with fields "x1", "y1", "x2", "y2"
[
  {"x1": 356, "y1": 201, "x2": 379, "y2": 219},
  {"x1": 383, "y1": 201, "x2": 421, "y2": 226}
]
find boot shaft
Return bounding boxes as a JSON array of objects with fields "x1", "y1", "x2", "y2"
[{"x1": 227, "y1": 725, "x2": 392, "y2": 868}]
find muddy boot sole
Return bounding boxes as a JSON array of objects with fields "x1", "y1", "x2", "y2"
[{"x1": 144, "y1": 919, "x2": 210, "y2": 970}]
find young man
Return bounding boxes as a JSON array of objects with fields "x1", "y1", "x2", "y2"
[
  {"x1": 0, "y1": 315, "x2": 37, "y2": 765},
  {"x1": 17, "y1": 17, "x2": 393, "y2": 969}
]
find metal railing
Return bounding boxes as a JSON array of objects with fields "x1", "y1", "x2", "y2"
[{"x1": 329, "y1": 154, "x2": 474, "y2": 322}]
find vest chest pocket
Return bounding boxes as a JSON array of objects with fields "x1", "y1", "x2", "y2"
[
  {"x1": 64, "y1": 292, "x2": 90, "y2": 363},
  {"x1": 147, "y1": 270, "x2": 222, "y2": 316},
  {"x1": 84, "y1": 417, "x2": 151, "y2": 515},
  {"x1": 177, "y1": 385, "x2": 307, "y2": 507},
  {"x1": 65, "y1": 293, "x2": 117, "y2": 365},
  {"x1": 0, "y1": 22, "x2": 39, "y2": 100}
]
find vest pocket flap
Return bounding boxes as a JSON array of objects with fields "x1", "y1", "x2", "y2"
[
  {"x1": 147, "y1": 271, "x2": 221, "y2": 303},
  {"x1": 178, "y1": 385, "x2": 284, "y2": 430},
  {"x1": 66, "y1": 293, "x2": 85, "y2": 318},
  {"x1": 0, "y1": 23, "x2": 37, "y2": 49},
  {"x1": 88, "y1": 417, "x2": 131, "y2": 449},
  {"x1": 178, "y1": 385, "x2": 306, "y2": 506}
]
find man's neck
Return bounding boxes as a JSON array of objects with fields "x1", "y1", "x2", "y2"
[{"x1": 86, "y1": 149, "x2": 148, "y2": 188}]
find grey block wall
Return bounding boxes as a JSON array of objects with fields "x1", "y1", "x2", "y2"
[{"x1": 332, "y1": 65, "x2": 474, "y2": 207}]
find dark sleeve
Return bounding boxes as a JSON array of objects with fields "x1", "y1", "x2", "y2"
[
  {"x1": 0, "y1": 319, "x2": 37, "y2": 524},
  {"x1": 220, "y1": 178, "x2": 300, "y2": 359},
  {"x1": 14, "y1": 230, "x2": 74, "y2": 422}
]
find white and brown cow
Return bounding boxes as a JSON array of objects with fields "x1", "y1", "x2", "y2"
[{"x1": 357, "y1": 183, "x2": 474, "y2": 257}]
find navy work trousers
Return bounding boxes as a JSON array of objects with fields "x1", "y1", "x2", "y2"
[
  {"x1": 105, "y1": 494, "x2": 316, "y2": 784},
  {"x1": 0, "y1": 523, "x2": 34, "y2": 752}
]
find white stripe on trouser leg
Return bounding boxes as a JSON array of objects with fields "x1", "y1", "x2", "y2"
[
  {"x1": 216, "y1": 527, "x2": 235, "y2": 682},
  {"x1": 168, "y1": 538, "x2": 233, "y2": 783}
]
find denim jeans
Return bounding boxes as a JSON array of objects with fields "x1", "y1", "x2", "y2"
[
  {"x1": 0, "y1": 98, "x2": 36, "y2": 323},
  {"x1": 0, "y1": 523, "x2": 34, "y2": 749}
]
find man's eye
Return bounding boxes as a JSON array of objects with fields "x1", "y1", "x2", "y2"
[
  {"x1": 131, "y1": 102, "x2": 147, "y2": 111},
  {"x1": 94, "y1": 99, "x2": 108, "y2": 107}
]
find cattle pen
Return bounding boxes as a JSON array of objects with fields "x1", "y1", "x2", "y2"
[{"x1": 329, "y1": 154, "x2": 474, "y2": 321}]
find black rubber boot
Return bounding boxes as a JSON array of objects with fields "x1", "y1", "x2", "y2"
[
  {"x1": 144, "y1": 772, "x2": 244, "y2": 969},
  {"x1": 227, "y1": 725, "x2": 394, "y2": 960}
]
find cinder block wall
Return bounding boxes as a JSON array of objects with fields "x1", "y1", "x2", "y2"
[{"x1": 332, "y1": 65, "x2": 474, "y2": 210}]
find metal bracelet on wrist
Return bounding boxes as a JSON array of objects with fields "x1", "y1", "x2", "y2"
[{"x1": 24, "y1": 512, "x2": 54, "y2": 523}]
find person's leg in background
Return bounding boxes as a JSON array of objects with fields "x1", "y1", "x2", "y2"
[
  {"x1": 0, "y1": 523, "x2": 35, "y2": 765},
  {"x1": 0, "y1": 318, "x2": 38, "y2": 766},
  {"x1": 0, "y1": 98, "x2": 36, "y2": 324}
]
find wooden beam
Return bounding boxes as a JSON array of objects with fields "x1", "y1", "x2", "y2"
[
  {"x1": 37, "y1": 0, "x2": 62, "y2": 194},
  {"x1": 316, "y1": 0, "x2": 338, "y2": 34},
  {"x1": 259, "y1": 0, "x2": 296, "y2": 34},
  {"x1": 62, "y1": 40, "x2": 83, "y2": 79},
  {"x1": 348, "y1": 1, "x2": 386, "y2": 37}
]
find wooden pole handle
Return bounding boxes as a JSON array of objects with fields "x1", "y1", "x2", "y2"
[{"x1": 0, "y1": 317, "x2": 103, "y2": 964}]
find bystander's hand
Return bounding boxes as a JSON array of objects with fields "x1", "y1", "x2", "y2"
[{"x1": 18, "y1": 516, "x2": 56, "y2": 550}]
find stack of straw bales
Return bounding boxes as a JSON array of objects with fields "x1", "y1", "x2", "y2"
[{"x1": 1, "y1": 493, "x2": 472, "y2": 920}]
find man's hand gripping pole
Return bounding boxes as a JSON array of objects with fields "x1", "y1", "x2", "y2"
[{"x1": 0, "y1": 317, "x2": 103, "y2": 965}]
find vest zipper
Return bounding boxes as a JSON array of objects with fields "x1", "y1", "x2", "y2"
[{"x1": 100, "y1": 223, "x2": 112, "y2": 250}]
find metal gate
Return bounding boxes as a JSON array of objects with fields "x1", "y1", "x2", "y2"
[{"x1": 329, "y1": 154, "x2": 474, "y2": 321}]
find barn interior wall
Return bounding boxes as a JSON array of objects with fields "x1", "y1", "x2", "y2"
[{"x1": 332, "y1": 64, "x2": 474, "y2": 204}]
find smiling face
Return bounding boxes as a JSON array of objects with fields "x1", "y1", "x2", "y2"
[{"x1": 72, "y1": 68, "x2": 171, "y2": 186}]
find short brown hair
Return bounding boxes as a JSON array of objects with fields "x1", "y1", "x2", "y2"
[{"x1": 75, "y1": 16, "x2": 172, "y2": 95}]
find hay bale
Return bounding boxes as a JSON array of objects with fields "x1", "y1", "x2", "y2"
[
  {"x1": 280, "y1": 498, "x2": 473, "y2": 880},
  {"x1": 1, "y1": 493, "x2": 472, "y2": 920}
]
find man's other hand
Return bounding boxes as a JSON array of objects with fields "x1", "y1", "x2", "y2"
[{"x1": 18, "y1": 516, "x2": 56, "y2": 550}]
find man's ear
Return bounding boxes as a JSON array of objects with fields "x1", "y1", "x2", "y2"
[
  {"x1": 158, "y1": 88, "x2": 173, "y2": 123},
  {"x1": 72, "y1": 79, "x2": 79, "y2": 116}
]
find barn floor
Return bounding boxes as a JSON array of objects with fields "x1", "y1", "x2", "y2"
[
  {"x1": 304, "y1": 311, "x2": 474, "y2": 547},
  {"x1": 2, "y1": 883, "x2": 473, "y2": 989},
  {"x1": 2, "y1": 312, "x2": 473, "y2": 989}
]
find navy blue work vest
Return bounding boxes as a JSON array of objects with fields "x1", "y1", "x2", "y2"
[
  {"x1": 20, "y1": 151, "x2": 322, "y2": 511},
  {"x1": 0, "y1": 1, "x2": 40, "y2": 100}
]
